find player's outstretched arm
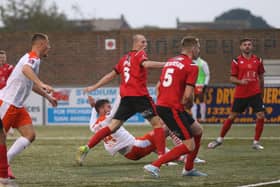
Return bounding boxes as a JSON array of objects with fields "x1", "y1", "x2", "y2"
[
  {"x1": 22, "y1": 64, "x2": 54, "y2": 93},
  {"x1": 106, "y1": 95, "x2": 121, "y2": 122},
  {"x1": 142, "y1": 60, "x2": 166, "y2": 69},
  {"x1": 88, "y1": 96, "x2": 95, "y2": 108},
  {"x1": 84, "y1": 70, "x2": 118, "y2": 93},
  {"x1": 32, "y1": 85, "x2": 57, "y2": 107}
]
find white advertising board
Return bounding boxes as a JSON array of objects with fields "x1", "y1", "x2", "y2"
[
  {"x1": 46, "y1": 87, "x2": 156, "y2": 125},
  {"x1": 24, "y1": 91, "x2": 43, "y2": 125}
]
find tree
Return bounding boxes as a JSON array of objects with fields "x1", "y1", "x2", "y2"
[
  {"x1": 215, "y1": 8, "x2": 272, "y2": 29},
  {"x1": 0, "y1": 0, "x2": 75, "y2": 32}
]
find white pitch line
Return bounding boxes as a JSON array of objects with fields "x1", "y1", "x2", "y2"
[
  {"x1": 238, "y1": 179, "x2": 280, "y2": 187},
  {"x1": 6, "y1": 136, "x2": 280, "y2": 140}
]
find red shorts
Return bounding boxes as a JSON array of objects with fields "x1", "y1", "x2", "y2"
[
  {"x1": 124, "y1": 133, "x2": 156, "y2": 160},
  {"x1": 0, "y1": 100, "x2": 32, "y2": 132}
]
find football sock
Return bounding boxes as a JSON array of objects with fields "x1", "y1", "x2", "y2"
[
  {"x1": 0, "y1": 144, "x2": 8, "y2": 178},
  {"x1": 152, "y1": 144, "x2": 190, "y2": 168},
  {"x1": 7, "y1": 136, "x2": 31, "y2": 163},
  {"x1": 191, "y1": 104, "x2": 198, "y2": 120},
  {"x1": 220, "y1": 118, "x2": 233, "y2": 138},
  {"x1": 200, "y1": 103, "x2": 206, "y2": 120},
  {"x1": 254, "y1": 118, "x2": 264, "y2": 141},
  {"x1": 87, "y1": 126, "x2": 111, "y2": 148},
  {"x1": 185, "y1": 133, "x2": 202, "y2": 171},
  {"x1": 169, "y1": 130, "x2": 182, "y2": 146},
  {"x1": 144, "y1": 131, "x2": 155, "y2": 144},
  {"x1": 153, "y1": 127, "x2": 166, "y2": 155}
]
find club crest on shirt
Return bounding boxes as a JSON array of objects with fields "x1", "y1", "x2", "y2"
[
  {"x1": 28, "y1": 59, "x2": 35, "y2": 65},
  {"x1": 240, "y1": 61, "x2": 244, "y2": 64}
]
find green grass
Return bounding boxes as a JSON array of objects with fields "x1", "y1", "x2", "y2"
[{"x1": 7, "y1": 125, "x2": 280, "y2": 187}]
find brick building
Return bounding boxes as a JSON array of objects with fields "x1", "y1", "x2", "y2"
[{"x1": 0, "y1": 29, "x2": 279, "y2": 87}]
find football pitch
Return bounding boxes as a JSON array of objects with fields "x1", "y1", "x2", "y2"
[{"x1": 7, "y1": 124, "x2": 280, "y2": 187}]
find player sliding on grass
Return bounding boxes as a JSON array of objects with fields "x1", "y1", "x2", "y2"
[{"x1": 77, "y1": 95, "x2": 178, "y2": 165}]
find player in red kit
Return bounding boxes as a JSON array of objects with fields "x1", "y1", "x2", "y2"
[
  {"x1": 0, "y1": 50, "x2": 14, "y2": 89},
  {"x1": 208, "y1": 38, "x2": 265, "y2": 150},
  {"x1": 144, "y1": 36, "x2": 207, "y2": 178},
  {"x1": 78, "y1": 34, "x2": 166, "y2": 165}
]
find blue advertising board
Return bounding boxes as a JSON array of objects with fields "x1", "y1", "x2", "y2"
[
  {"x1": 198, "y1": 86, "x2": 280, "y2": 123},
  {"x1": 46, "y1": 86, "x2": 280, "y2": 125}
]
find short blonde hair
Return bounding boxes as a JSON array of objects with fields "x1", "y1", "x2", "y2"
[
  {"x1": 0, "y1": 50, "x2": 6, "y2": 55},
  {"x1": 31, "y1": 33, "x2": 48, "y2": 45},
  {"x1": 181, "y1": 36, "x2": 199, "y2": 48}
]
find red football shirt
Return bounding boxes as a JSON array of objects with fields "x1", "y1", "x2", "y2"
[
  {"x1": 231, "y1": 54, "x2": 265, "y2": 98},
  {"x1": 0, "y1": 63, "x2": 14, "y2": 89},
  {"x1": 157, "y1": 54, "x2": 198, "y2": 111},
  {"x1": 114, "y1": 50, "x2": 149, "y2": 97}
]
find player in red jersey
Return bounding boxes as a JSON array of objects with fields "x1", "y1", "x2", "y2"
[
  {"x1": 0, "y1": 50, "x2": 15, "y2": 136},
  {"x1": 144, "y1": 36, "x2": 207, "y2": 177},
  {"x1": 78, "y1": 34, "x2": 166, "y2": 164},
  {"x1": 0, "y1": 118, "x2": 9, "y2": 185},
  {"x1": 208, "y1": 38, "x2": 265, "y2": 150},
  {"x1": 0, "y1": 50, "x2": 14, "y2": 89}
]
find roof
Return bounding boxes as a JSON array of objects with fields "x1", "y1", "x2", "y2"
[
  {"x1": 177, "y1": 20, "x2": 251, "y2": 30},
  {"x1": 70, "y1": 15, "x2": 130, "y2": 31}
]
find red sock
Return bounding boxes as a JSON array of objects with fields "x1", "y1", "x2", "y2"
[
  {"x1": 87, "y1": 126, "x2": 111, "y2": 148},
  {"x1": 254, "y1": 118, "x2": 264, "y2": 141},
  {"x1": 220, "y1": 118, "x2": 233, "y2": 138},
  {"x1": 153, "y1": 127, "x2": 166, "y2": 155},
  {"x1": 185, "y1": 133, "x2": 202, "y2": 170},
  {"x1": 152, "y1": 144, "x2": 190, "y2": 168},
  {"x1": 0, "y1": 144, "x2": 8, "y2": 178}
]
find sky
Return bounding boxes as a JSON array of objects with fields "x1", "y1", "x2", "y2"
[{"x1": 45, "y1": 0, "x2": 280, "y2": 28}]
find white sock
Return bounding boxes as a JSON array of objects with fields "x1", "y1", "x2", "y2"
[
  {"x1": 191, "y1": 104, "x2": 198, "y2": 120},
  {"x1": 217, "y1": 137, "x2": 223, "y2": 143},
  {"x1": 253, "y1": 140, "x2": 259, "y2": 144},
  {"x1": 200, "y1": 103, "x2": 206, "y2": 120},
  {"x1": 7, "y1": 136, "x2": 31, "y2": 163}
]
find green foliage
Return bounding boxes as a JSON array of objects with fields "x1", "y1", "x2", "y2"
[
  {"x1": 7, "y1": 125, "x2": 280, "y2": 187},
  {"x1": 0, "y1": 0, "x2": 75, "y2": 32},
  {"x1": 215, "y1": 8, "x2": 272, "y2": 29}
]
